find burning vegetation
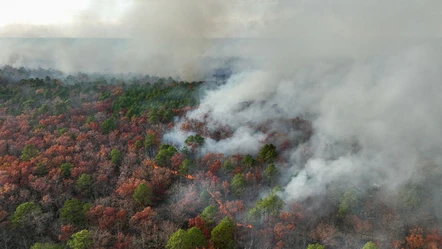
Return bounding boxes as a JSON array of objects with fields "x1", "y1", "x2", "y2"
[{"x1": 1, "y1": 64, "x2": 442, "y2": 249}]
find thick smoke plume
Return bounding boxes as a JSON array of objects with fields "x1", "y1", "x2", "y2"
[
  {"x1": 177, "y1": 45, "x2": 442, "y2": 202},
  {"x1": 161, "y1": 0, "x2": 442, "y2": 208}
]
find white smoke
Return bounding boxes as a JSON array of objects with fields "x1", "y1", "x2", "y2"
[
  {"x1": 167, "y1": 0, "x2": 442, "y2": 202},
  {"x1": 201, "y1": 127, "x2": 266, "y2": 155},
  {"x1": 175, "y1": 42, "x2": 442, "y2": 201}
]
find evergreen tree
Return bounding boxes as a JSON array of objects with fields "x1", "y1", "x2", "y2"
[
  {"x1": 100, "y1": 118, "x2": 116, "y2": 134},
  {"x1": 67, "y1": 230, "x2": 93, "y2": 249},
  {"x1": 20, "y1": 144, "x2": 39, "y2": 161},
  {"x1": 211, "y1": 216, "x2": 235, "y2": 249},
  {"x1": 31, "y1": 242, "x2": 64, "y2": 249},
  {"x1": 132, "y1": 183, "x2": 153, "y2": 206},
  {"x1": 60, "y1": 163, "x2": 74, "y2": 178},
  {"x1": 258, "y1": 144, "x2": 278, "y2": 163},
  {"x1": 166, "y1": 229, "x2": 188, "y2": 249},
  {"x1": 307, "y1": 243, "x2": 325, "y2": 249},
  {"x1": 263, "y1": 164, "x2": 279, "y2": 186},
  {"x1": 231, "y1": 174, "x2": 246, "y2": 196},
  {"x1": 362, "y1": 241, "x2": 379, "y2": 249},
  {"x1": 201, "y1": 205, "x2": 217, "y2": 222},
  {"x1": 11, "y1": 202, "x2": 41, "y2": 226},
  {"x1": 76, "y1": 174, "x2": 92, "y2": 194},
  {"x1": 110, "y1": 148, "x2": 122, "y2": 166},
  {"x1": 155, "y1": 144, "x2": 177, "y2": 167},
  {"x1": 59, "y1": 198, "x2": 90, "y2": 227}
]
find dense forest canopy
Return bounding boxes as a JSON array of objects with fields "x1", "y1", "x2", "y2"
[
  {"x1": 0, "y1": 65, "x2": 441, "y2": 249},
  {"x1": 1, "y1": 0, "x2": 442, "y2": 248}
]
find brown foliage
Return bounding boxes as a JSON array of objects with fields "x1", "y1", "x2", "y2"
[
  {"x1": 406, "y1": 228, "x2": 424, "y2": 249},
  {"x1": 188, "y1": 215, "x2": 211, "y2": 239},
  {"x1": 58, "y1": 224, "x2": 77, "y2": 242}
]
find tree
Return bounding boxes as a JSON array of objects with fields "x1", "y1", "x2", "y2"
[
  {"x1": 126, "y1": 107, "x2": 138, "y2": 118},
  {"x1": 257, "y1": 191, "x2": 283, "y2": 215},
  {"x1": 258, "y1": 144, "x2": 278, "y2": 163},
  {"x1": 37, "y1": 103, "x2": 49, "y2": 115},
  {"x1": 179, "y1": 158, "x2": 194, "y2": 176},
  {"x1": 110, "y1": 148, "x2": 122, "y2": 165},
  {"x1": 406, "y1": 228, "x2": 424, "y2": 249},
  {"x1": 8, "y1": 201, "x2": 45, "y2": 248},
  {"x1": 35, "y1": 162, "x2": 47, "y2": 176},
  {"x1": 186, "y1": 227, "x2": 206, "y2": 249},
  {"x1": 59, "y1": 198, "x2": 90, "y2": 227},
  {"x1": 76, "y1": 173, "x2": 92, "y2": 194},
  {"x1": 166, "y1": 229, "x2": 188, "y2": 249},
  {"x1": 53, "y1": 100, "x2": 68, "y2": 115},
  {"x1": 247, "y1": 207, "x2": 261, "y2": 224},
  {"x1": 100, "y1": 118, "x2": 116, "y2": 134},
  {"x1": 11, "y1": 202, "x2": 41, "y2": 226},
  {"x1": 307, "y1": 243, "x2": 325, "y2": 249},
  {"x1": 60, "y1": 163, "x2": 74, "y2": 178},
  {"x1": 148, "y1": 109, "x2": 160, "y2": 123},
  {"x1": 399, "y1": 183, "x2": 420, "y2": 209},
  {"x1": 85, "y1": 115, "x2": 95, "y2": 124},
  {"x1": 31, "y1": 242, "x2": 64, "y2": 249},
  {"x1": 200, "y1": 190, "x2": 211, "y2": 205},
  {"x1": 201, "y1": 205, "x2": 217, "y2": 222},
  {"x1": 222, "y1": 159, "x2": 235, "y2": 173},
  {"x1": 184, "y1": 134, "x2": 205, "y2": 147},
  {"x1": 132, "y1": 183, "x2": 153, "y2": 206},
  {"x1": 188, "y1": 215, "x2": 211, "y2": 240},
  {"x1": 211, "y1": 216, "x2": 235, "y2": 249},
  {"x1": 67, "y1": 230, "x2": 93, "y2": 249},
  {"x1": 248, "y1": 188, "x2": 283, "y2": 223},
  {"x1": 155, "y1": 144, "x2": 177, "y2": 167},
  {"x1": 20, "y1": 144, "x2": 39, "y2": 161},
  {"x1": 338, "y1": 189, "x2": 357, "y2": 217},
  {"x1": 362, "y1": 241, "x2": 379, "y2": 249},
  {"x1": 170, "y1": 153, "x2": 185, "y2": 170},
  {"x1": 242, "y1": 154, "x2": 255, "y2": 167},
  {"x1": 144, "y1": 130, "x2": 159, "y2": 158},
  {"x1": 263, "y1": 164, "x2": 279, "y2": 186},
  {"x1": 231, "y1": 174, "x2": 246, "y2": 196},
  {"x1": 165, "y1": 227, "x2": 207, "y2": 249}
]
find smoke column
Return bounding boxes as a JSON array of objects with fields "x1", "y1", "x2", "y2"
[{"x1": 163, "y1": 0, "x2": 442, "y2": 211}]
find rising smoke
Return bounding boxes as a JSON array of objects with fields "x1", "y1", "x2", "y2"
[
  {"x1": 162, "y1": 0, "x2": 442, "y2": 206},
  {"x1": 174, "y1": 44, "x2": 442, "y2": 203}
]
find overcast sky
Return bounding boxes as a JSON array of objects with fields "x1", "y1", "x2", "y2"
[
  {"x1": 0, "y1": 0, "x2": 128, "y2": 26},
  {"x1": 0, "y1": 0, "x2": 441, "y2": 39},
  {"x1": 0, "y1": 0, "x2": 268, "y2": 37}
]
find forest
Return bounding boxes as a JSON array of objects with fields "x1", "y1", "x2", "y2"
[{"x1": 0, "y1": 65, "x2": 441, "y2": 249}]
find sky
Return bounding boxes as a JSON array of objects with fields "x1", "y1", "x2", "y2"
[
  {"x1": 0, "y1": 0, "x2": 270, "y2": 38},
  {"x1": 0, "y1": 0, "x2": 138, "y2": 25},
  {"x1": 0, "y1": 0, "x2": 441, "y2": 75},
  {"x1": 0, "y1": 1, "x2": 139, "y2": 37},
  {"x1": 0, "y1": 0, "x2": 91, "y2": 26},
  {"x1": 1, "y1": 0, "x2": 441, "y2": 39}
]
